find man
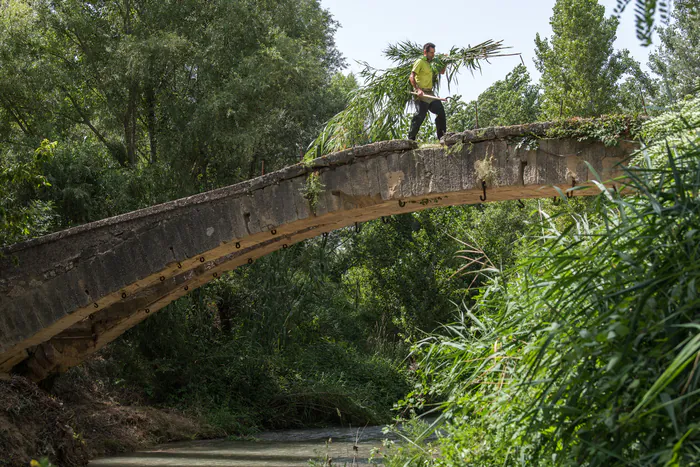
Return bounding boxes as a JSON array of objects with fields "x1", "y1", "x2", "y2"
[{"x1": 408, "y1": 42, "x2": 447, "y2": 141}]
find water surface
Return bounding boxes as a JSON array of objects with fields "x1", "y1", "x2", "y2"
[{"x1": 90, "y1": 424, "x2": 392, "y2": 466}]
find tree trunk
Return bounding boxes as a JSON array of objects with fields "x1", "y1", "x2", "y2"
[
  {"x1": 123, "y1": 0, "x2": 137, "y2": 166},
  {"x1": 0, "y1": 95, "x2": 33, "y2": 137},
  {"x1": 125, "y1": 84, "x2": 138, "y2": 166},
  {"x1": 248, "y1": 153, "x2": 260, "y2": 180},
  {"x1": 145, "y1": 84, "x2": 157, "y2": 164}
]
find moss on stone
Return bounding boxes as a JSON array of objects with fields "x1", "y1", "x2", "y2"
[{"x1": 543, "y1": 115, "x2": 645, "y2": 147}]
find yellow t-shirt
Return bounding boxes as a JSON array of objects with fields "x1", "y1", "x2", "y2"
[{"x1": 411, "y1": 57, "x2": 433, "y2": 90}]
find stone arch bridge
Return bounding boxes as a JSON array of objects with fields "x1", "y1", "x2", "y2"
[{"x1": 0, "y1": 122, "x2": 638, "y2": 381}]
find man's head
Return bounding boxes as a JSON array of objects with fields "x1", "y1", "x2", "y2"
[{"x1": 423, "y1": 42, "x2": 436, "y2": 61}]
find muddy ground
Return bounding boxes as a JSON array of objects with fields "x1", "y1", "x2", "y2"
[{"x1": 0, "y1": 360, "x2": 220, "y2": 467}]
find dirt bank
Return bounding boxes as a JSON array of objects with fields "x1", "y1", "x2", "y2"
[{"x1": 0, "y1": 363, "x2": 220, "y2": 467}]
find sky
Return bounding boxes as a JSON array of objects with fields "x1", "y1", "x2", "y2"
[{"x1": 319, "y1": 0, "x2": 659, "y2": 102}]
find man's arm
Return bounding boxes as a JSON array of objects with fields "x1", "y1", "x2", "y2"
[{"x1": 409, "y1": 71, "x2": 423, "y2": 96}]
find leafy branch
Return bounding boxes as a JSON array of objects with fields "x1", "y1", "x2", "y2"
[{"x1": 614, "y1": 0, "x2": 673, "y2": 46}]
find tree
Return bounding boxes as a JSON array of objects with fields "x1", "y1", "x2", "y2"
[
  {"x1": 0, "y1": 140, "x2": 57, "y2": 247},
  {"x1": 615, "y1": 53, "x2": 658, "y2": 115},
  {"x1": 534, "y1": 0, "x2": 630, "y2": 118},
  {"x1": 475, "y1": 65, "x2": 541, "y2": 127},
  {"x1": 0, "y1": 0, "x2": 351, "y2": 230},
  {"x1": 0, "y1": 1, "x2": 55, "y2": 148},
  {"x1": 446, "y1": 64, "x2": 540, "y2": 132},
  {"x1": 28, "y1": 0, "x2": 346, "y2": 176},
  {"x1": 649, "y1": 0, "x2": 700, "y2": 104}
]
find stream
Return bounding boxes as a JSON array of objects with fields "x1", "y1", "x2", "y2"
[{"x1": 90, "y1": 424, "x2": 396, "y2": 466}]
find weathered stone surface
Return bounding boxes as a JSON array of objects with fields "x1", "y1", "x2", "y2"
[{"x1": 0, "y1": 124, "x2": 639, "y2": 381}]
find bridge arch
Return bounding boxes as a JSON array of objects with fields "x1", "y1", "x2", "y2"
[{"x1": 0, "y1": 122, "x2": 638, "y2": 380}]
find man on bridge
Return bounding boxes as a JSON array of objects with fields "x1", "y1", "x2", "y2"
[{"x1": 408, "y1": 42, "x2": 447, "y2": 141}]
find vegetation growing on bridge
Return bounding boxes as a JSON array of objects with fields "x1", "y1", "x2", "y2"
[
  {"x1": 301, "y1": 171, "x2": 325, "y2": 214},
  {"x1": 505, "y1": 114, "x2": 647, "y2": 155},
  {"x1": 543, "y1": 114, "x2": 645, "y2": 145}
]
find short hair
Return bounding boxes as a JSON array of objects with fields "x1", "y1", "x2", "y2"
[{"x1": 423, "y1": 42, "x2": 436, "y2": 52}]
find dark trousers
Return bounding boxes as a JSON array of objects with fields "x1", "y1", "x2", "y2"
[{"x1": 408, "y1": 98, "x2": 446, "y2": 140}]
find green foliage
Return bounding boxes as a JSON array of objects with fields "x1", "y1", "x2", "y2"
[
  {"x1": 473, "y1": 64, "x2": 541, "y2": 127},
  {"x1": 614, "y1": 0, "x2": 674, "y2": 46},
  {"x1": 103, "y1": 230, "x2": 415, "y2": 432},
  {"x1": 535, "y1": 0, "x2": 636, "y2": 119},
  {"x1": 649, "y1": 0, "x2": 700, "y2": 105},
  {"x1": 0, "y1": 140, "x2": 57, "y2": 247},
  {"x1": 633, "y1": 96, "x2": 700, "y2": 172},
  {"x1": 30, "y1": 458, "x2": 55, "y2": 467},
  {"x1": 0, "y1": 0, "x2": 357, "y2": 241},
  {"x1": 543, "y1": 114, "x2": 645, "y2": 146},
  {"x1": 641, "y1": 96, "x2": 700, "y2": 143},
  {"x1": 447, "y1": 65, "x2": 541, "y2": 132},
  {"x1": 615, "y1": 74, "x2": 657, "y2": 117},
  {"x1": 379, "y1": 417, "x2": 441, "y2": 466},
  {"x1": 301, "y1": 171, "x2": 325, "y2": 214},
  {"x1": 305, "y1": 40, "x2": 512, "y2": 159},
  {"x1": 100, "y1": 201, "x2": 540, "y2": 434},
  {"x1": 0, "y1": 0, "x2": 348, "y2": 203},
  {"x1": 393, "y1": 99, "x2": 700, "y2": 465}
]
